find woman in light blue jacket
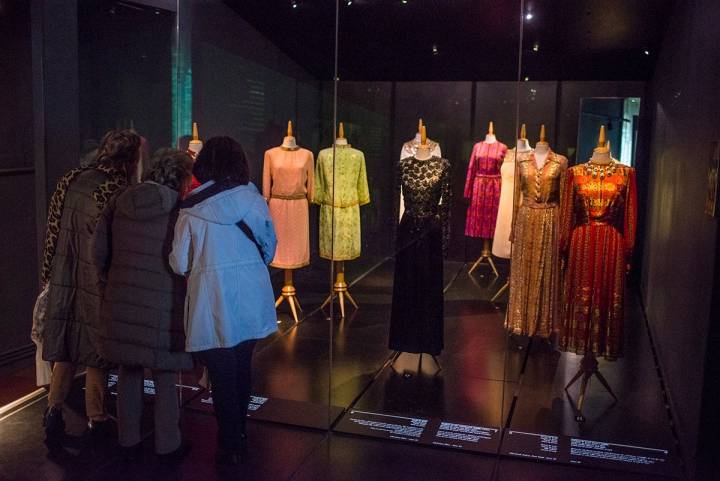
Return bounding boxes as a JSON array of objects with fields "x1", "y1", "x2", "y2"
[{"x1": 169, "y1": 136, "x2": 277, "y2": 466}]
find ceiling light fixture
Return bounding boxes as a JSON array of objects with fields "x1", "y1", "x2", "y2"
[
  {"x1": 346, "y1": 0, "x2": 352, "y2": 5},
  {"x1": 525, "y1": 12, "x2": 534, "y2": 20},
  {"x1": 432, "y1": 44, "x2": 439, "y2": 55},
  {"x1": 644, "y1": 49, "x2": 650, "y2": 55},
  {"x1": 532, "y1": 42, "x2": 539, "y2": 52},
  {"x1": 524, "y1": 76, "x2": 529, "y2": 81},
  {"x1": 291, "y1": 0, "x2": 298, "y2": 8}
]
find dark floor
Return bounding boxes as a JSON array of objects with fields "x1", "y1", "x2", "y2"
[{"x1": 0, "y1": 257, "x2": 684, "y2": 481}]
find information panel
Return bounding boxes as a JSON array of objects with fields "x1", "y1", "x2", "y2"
[
  {"x1": 334, "y1": 409, "x2": 501, "y2": 454},
  {"x1": 187, "y1": 391, "x2": 343, "y2": 430},
  {"x1": 502, "y1": 429, "x2": 679, "y2": 476}
]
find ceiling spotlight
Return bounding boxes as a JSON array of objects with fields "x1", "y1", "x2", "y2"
[
  {"x1": 532, "y1": 42, "x2": 540, "y2": 52},
  {"x1": 346, "y1": 0, "x2": 352, "y2": 5},
  {"x1": 291, "y1": 0, "x2": 297, "y2": 8},
  {"x1": 525, "y1": 12, "x2": 534, "y2": 20},
  {"x1": 524, "y1": 76, "x2": 529, "y2": 81},
  {"x1": 432, "y1": 44, "x2": 439, "y2": 55},
  {"x1": 401, "y1": 0, "x2": 408, "y2": 4},
  {"x1": 644, "y1": 49, "x2": 650, "y2": 55}
]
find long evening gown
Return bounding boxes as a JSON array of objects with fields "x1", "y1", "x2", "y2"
[
  {"x1": 507, "y1": 151, "x2": 567, "y2": 337},
  {"x1": 389, "y1": 155, "x2": 451, "y2": 356},
  {"x1": 559, "y1": 161, "x2": 637, "y2": 360}
]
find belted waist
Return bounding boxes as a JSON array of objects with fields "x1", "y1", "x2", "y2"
[
  {"x1": 271, "y1": 193, "x2": 307, "y2": 200},
  {"x1": 475, "y1": 173, "x2": 500, "y2": 178},
  {"x1": 522, "y1": 201, "x2": 558, "y2": 209},
  {"x1": 580, "y1": 220, "x2": 612, "y2": 226}
]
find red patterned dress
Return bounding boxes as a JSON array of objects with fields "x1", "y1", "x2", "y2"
[
  {"x1": 464, "y1": 141, "x2": 507, "y2": 238},
  {"x1": 559, "y1": 161, "x2": 637, "y2": 360}
]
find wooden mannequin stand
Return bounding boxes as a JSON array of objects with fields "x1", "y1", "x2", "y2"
[
  {"x1": 321, "y1": 261, "x2": 358, "y2": 318},
  {"x1": 490, "y1": 277, "x2": 509, "y2": 302},
  {"x1": 468, "y1": 238, "x2": 500, "y2": 277},
  {"x1": 564, "y1": 354, "x2": 618, "y2": 423},
  {"x1": 275, "y1": 269, "x2": 303, "y2": 323}
]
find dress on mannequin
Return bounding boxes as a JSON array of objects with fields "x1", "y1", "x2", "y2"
[
  {"x1": 492, "y1": 144, "x2": 532, "y2": 258},
  {"x1": 507, "y1": 150, "x2": 567, "y2": 337},
  {"x1": 559, "y1": 159, "x2": 637, "y2": 360},
  {"x1": 401, "y1": 133, "x2": 442, "y2": 160},
  {"x1": 464, "y1": 141, "x2": 507, "y2": 238},
  {"x1": 313, "y1": 144, "x2": 370, "y2": 260},
  {"x1": 263, "y1": 146, "x2": 314, "y2": 269},
  {"x1": 389, "y1": 154, "x2": 451, "y2": 356}
]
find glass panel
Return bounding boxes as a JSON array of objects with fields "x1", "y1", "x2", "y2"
[
  {"x1": 331, "y1": 1, "x2": 523, "y2": 464},
  {"x1": 175, "y1": 0, "x2": 337, "y2": 429},
  {"x1": 502, "y1": 2, "x2": 681, "y2": 477}
]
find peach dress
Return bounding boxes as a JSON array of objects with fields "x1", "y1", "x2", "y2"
[{"x1": 262, "y1": 146, "x2": 314, "y2": 269}]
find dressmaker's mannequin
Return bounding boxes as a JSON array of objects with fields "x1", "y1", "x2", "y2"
[
  {"x1": 485, "y1": 121, "x2": 497, "y2": 144},
  {"x1": 415, "y1": 126, "x2": 432, "y2": 160},
  {"x1": 282, "y1": 120, "x2": 298, "y2": 150},
  {"x1": 335, "y1": 122, "x2": 348, "y2": 146},
  {"x1": 590, "y1": 125, "x2": 612, "y2": 164},
  {"x1": 534, "y1": 124, "x2": 550, "y2": 169},
  {"x1": 188, "y1": 122, "x2": 203, "y2": 157}
]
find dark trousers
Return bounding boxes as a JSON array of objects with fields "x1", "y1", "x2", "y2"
[{"x1": 195, "y1": 339, "x2": 256, "y2": 452}]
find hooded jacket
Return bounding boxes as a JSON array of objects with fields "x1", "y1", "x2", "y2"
[
  {"x1": 169, "y1": 181, "x2": 278, "y2": 352},
  {"x1": 92, "y1": 181, "x2": 193, "y2": 371}
]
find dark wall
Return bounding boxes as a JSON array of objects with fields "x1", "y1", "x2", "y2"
[
  {"x1": 0, "y1": 1, "x2": 37, "y2": 357},
  {"x1": 640, "y1": 0, "x2": 720, "y2": 476}
]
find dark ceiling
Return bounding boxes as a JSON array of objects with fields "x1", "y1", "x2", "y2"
[{"x1": 228, "y1": 0, "x2": 675, "y2": 81}]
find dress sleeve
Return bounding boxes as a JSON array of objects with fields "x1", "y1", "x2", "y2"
[
  {"x1": 262, "y1": 150, "x2": 271, "y2": 200},
  {"x1": 559, "y1": 167, "x2": 576, "y2": 259},
  {"x1": 312, "y1": 153, "x2": 327, "y2": 205},
  {"x1": 357, "y1": 152, "x2": 370, "y2": 206},
  {"x1": 306, "y1": 152, "x2": 315, "y2": 201},
  {"x1": 440, "y1": 160, "x2": 453, "y2": 257},
  {"x1": 464, "y1": 144, "x2": 478, "y2": 199},
  {"x1": 624, "y1": 168, "x2": 638, "y2": 264}
]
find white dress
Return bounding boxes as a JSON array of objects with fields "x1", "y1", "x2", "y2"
[{"x1": 492, "y1": 148, "x2": 532, "y2": 258}]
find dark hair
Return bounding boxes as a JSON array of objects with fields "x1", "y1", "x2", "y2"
[
  {"x1": 193, "y1": 136, "x2": 249, "y2": 185},
  {"x1": 94, "y1": 129, "x2": 141, "y2": 170},
  {"x1": 143, "y1": 148, "x2": 193, "y2": 192}
]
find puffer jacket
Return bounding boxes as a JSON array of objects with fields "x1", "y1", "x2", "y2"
[
  {"x1": 92, "y1": 182, "x2": 193, "y2": 371},
  {"x1": 42, "y1": 166, "x2": 128, "y2": 367},
  {"x1": 169, "y1": 181, "x2": 278, "y2": 352}
]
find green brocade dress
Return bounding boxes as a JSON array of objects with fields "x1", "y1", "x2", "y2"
[{"x1": 313, "y1": 145, "x2": 370, "y2": 260}]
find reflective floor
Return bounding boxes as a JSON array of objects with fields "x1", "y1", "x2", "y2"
[{"x1": 0, "y1": 258, "x2": 684, "y2": 480}]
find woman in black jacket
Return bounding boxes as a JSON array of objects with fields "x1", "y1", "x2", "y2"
[{"x1": 93, "y1": 149, "x2": 194, "y2": 459}]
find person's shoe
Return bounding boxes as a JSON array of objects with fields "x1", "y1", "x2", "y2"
[
  {"x1": 87, "y1": 418, "x2": 117, "y2": 441},
  {"x1": 157, "y1": 441, "x2": 192, "y2": 463},
  {"x1": 42, "y1": 406, "x2": 65, "y2": 453},
  {"x1": 120, "y1": 442, "x2": 143, "y2": 462}
]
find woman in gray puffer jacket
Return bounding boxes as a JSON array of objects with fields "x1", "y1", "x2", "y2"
[{"x1": 92, "y1": 149, "x2": 193, "y2": 458}]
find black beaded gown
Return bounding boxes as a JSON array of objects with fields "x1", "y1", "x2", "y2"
[{"x1": 389, "y1": 155, "x2": 452, "y2": 356}]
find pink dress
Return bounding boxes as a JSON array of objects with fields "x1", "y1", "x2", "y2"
[
  {"x1": 262, "y1": 146, "x2": 314, "y2": 269},
  {"x1": 464, "y1": 141, "x2": 507, "y2": 238}
]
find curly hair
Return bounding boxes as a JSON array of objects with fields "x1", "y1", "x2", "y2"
[
  {"x1": 143, "y1": 148, "x2": 194, "y2": 192},
  {"x1": 193, "y1": 136, "x2": 249, "y2": 185},
  {"x1": 94, "y1": 129, "x2": 141, "y2": 170}
]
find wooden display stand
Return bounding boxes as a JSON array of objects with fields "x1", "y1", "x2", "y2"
[
  {"x1": 468, "y1": 238, "x2": 500, "y2": 277},
  {"x1": 275, "y1": 269, "x2": 302, "y2": 323},
  {"x1": 321, "y1": 261, "x2": 358, "y2": 318},
  {"x1": 564, "y1": 354, "x2": 618, "y2": 422}
]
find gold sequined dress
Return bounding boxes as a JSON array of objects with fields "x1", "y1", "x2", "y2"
[
  {"x1": 559, "y1": 161, "x2": 637, "y2": 360},
  {"x1": 507, "y1": 151, "x2": 567, "y2": 337}
]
